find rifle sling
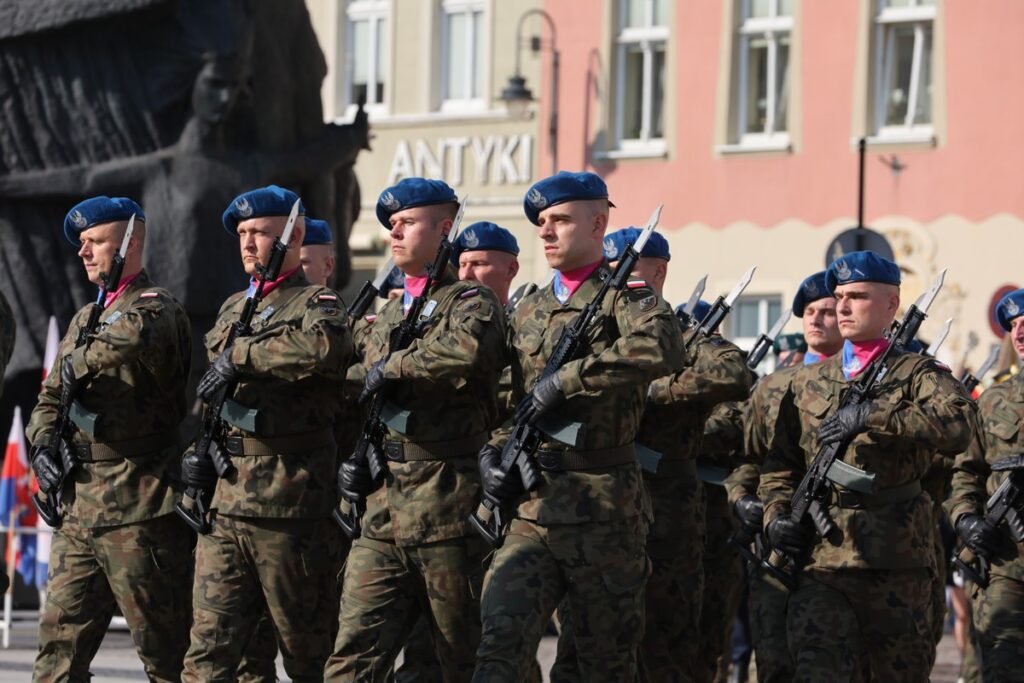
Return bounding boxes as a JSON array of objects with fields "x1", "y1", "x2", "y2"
[
  {"x1": 833, "y1": 479, "x2": 922, "y2": 510},
  {"x1": 74, "y1": 429, "x2": 179, "y2": 462}
]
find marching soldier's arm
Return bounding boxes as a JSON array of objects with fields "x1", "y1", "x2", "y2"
[
  {"x1": 756, "y1": 385, "x2": 806, "y2": 523},
  {"x1": 26, "y1": 348, "x2": 66, "y2": 447},
  {"x1": 944, "y1": 414, "x2": 989, "y2": 524},
  {"x1": 67, "y1": 294, "x2": 180, "y2": 380},
  {"x1": 864, "y1": 360, "x2": 975, "y2": 455},
  {"x1": 701, "y1": 400, "x2": 747, "y2": 465},
  {"x1": 648, "y1": 338, "x2": 751, "y2": 407},
  {"x1": 557, "y1": 288, "x2": 684, "y2": 398},
  {"x1": 229, "y1": 293, "x2": 352, "y2": 382},
  {"x1": 381, "y1": 290, "x2": 507, "y2": 388}
]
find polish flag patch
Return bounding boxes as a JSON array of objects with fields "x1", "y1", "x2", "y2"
[
  {"x1": 364, "y1": 315, "x2": 377, "y2": 324},
  {"x1": 318, "y1": 294, "x2": 338, "y2": 301},
  {"x1": 626, "y1": 280, "x2": 648, "y2": 289},
  {"x1": 459, "y1": 288, "x2": 479, "y2": 299},
  {"x1": 139, "y1": 291, "x2": 159, "y2": 298}
]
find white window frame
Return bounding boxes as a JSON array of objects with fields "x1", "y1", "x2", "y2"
[
  {"x1": 439, "y1": 0, "x2": 489, "y2": 114},
  {"x1": 871, "y1": 0, "x2": 936, "y2": 143},
  {"x1": 613, "y1": 0, "x2": 669, "y2": 153},
  {"x1": 734, "y1": 0, "x2": 793, "y2": 149},
  {"x1": 729, "y1": 295, "x2": 784, "y2": 373},
  {"x1": 344, "y1": 0, "x2": 389, "y2": 119}
]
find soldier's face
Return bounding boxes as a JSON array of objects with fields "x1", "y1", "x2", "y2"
[
  {"x1": 77, "y1": 221, "x2": 132, "y2": 286},
  {"x1": 833, "y1": 282, "x2": 900, "y2": 343},
  {"x1": 802, "y1": 297, "x2": 842, "y2": 355},
  {"x1": 237, "y1": 216, "x2": 304, "y2": 277},
  {"x1": 389, "y1": 206, "x2": 451, "y2": 275},
  {"x1": 1011, "y1": 316, "x2": 1024, "y2": 360},
  {"x1": 536, "y1": 200, "x2": 608, "y2": 271},
  {"x1": 300, "y1": 244, "x2": 335, "y2": 286},
  {"x1": 458, "y1": 250, "x2": 518, "y2": 304}
]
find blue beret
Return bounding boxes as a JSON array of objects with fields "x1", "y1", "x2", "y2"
[
  {"x1": 792, "y1": 271, "x2": 830, "y2": 317},
  {"x1": 303, "y1": 218, "x2": 333, "y2": 246},
  {"x1": 996, "y1": 288, "x2": 1024, "y2": 331},
  {"x1": 378, "y1": 265, "x2": 405, "y2": 299},
  {"x1": 452, "y1": 221, "x2": 519, "y2": 261},
  {"x1": 905, "y1": 339, "x2": 926, "y2": 354},
  {"x1": 64, "y1": 196, "x2": 144, "y2": 245},
  {"x1": 523, "y1": 171, "x2": 615, "y2": 226},
  {"x1": 602, "y1": 227, "x2": 670, "y2": 262},
  {"x1": 825, "y1": 250, "x2": 901, "y2": 293},
  {"x1": 773, "y1": 333, "x2": 807, "y2": 355},
  {"x1": 376, "y1": 178, "x2": 458, "y2": 229},
  {"x1": 222, "y1": 185, "x2": 305, "y2": 235},
  {"x1": 674, "y1": 299, "x2": 712, "y2": 323}
]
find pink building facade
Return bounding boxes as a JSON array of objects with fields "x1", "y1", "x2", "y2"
[{"x1": 534, "y1": 0, "x2": 1024, "y2": 369}]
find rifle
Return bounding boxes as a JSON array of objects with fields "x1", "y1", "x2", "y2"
[
  {"x1": 33, "y1": 215, "x2": 137, "y2": 528},
  {"x1": 674, "y1": 275, "x2": 707, "y2": 328},
  {"x1": 961, "y1": 342, "x2": 1001, "y2": 393},
  {"x1": 684, "y1": 267, "x2": 756, "y2": 353},
  {"x1": 468, "y1": 205, "x2": 664, "y2": 548},
  {"x1": 951, "y1": 455, "x2": 1024, "y2": 588},
  {"x1": 176, "y1": 200, "x2": 301, "y2": 534},
  {"x1": 746, "y1": 308, "x2": 792, "y2": 371},
  {"x1": 764, "y1": 269, "x2": 947, "y2": 588},
  {"x1": 334, "y1": 198, "x2": 469, "y2": 539},
  {"x1": 347, "y1": 256, "x2": 396, "y2": 322}
]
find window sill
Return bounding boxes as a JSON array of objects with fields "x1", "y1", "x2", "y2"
[
  {"x1": 592, "y1": 142, "x2": 667, "y2": 161},
  {"x1": 861, "y1": 128, "x2": 936, "y2": 148},
  {"x1": 333, "y1": 108, "x2": 519, "y2": 128},
  {"x1": 716, "y1": 138, "x2": 792, "y2": 155}
]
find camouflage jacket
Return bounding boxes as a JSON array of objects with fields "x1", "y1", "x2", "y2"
[
  {"x1": 360, "y1": 270, "x2": 507, "y2": 546},
  {"x1": 946, "y1": 373, "x2": 1024, "y2": 580},
  {"x1": 490, "y1": 264, "x2": 685, "y2": 525},
  {"x1": 26, "y1": 271, "x2": 190, "y2": 528},
  {"x1": 760, "y1": 351, "x2": 974, "y2": 569},
  {"x1": 205, "y1": 269, "x2": 352, "y2": 518},
  {"x1": 641, "y1": 329, "x2": 750, "y2": 469},
  {"x1": 729, "y1": 364, "x2": 803, "y2": 506},
  {"x1": 0, "y1": 289, "x2": 14, "y2": 400},
  {"x1": 701, "y1": 399, "x2": 748, "y2": 469}
]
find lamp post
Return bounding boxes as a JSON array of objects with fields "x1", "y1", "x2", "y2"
[{"x1": 500, "y1": 9, "x2": 559, "y2": 175}]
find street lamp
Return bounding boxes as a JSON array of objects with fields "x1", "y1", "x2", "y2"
[{"x1": 501, "y1": 9, "x2": 559, "y2": 175}]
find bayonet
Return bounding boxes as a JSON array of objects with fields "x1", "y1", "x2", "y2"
[
  {"x1": 747, "y1": 308, "x2": 792, "y2": 370},
  {"x1": 684, "y1": 275, "x2": 707, "y2": 316},
  {"x1": 926, "y1": 318, "x2": 953, "y2": 357},
  {"x1": 725, "y1": 266, "x2": 757, "y2": 308},
  {"x1": 631, "y1": 204, "x2": 663, "y2": 255},
  {"x1": 963, "y1": 342, "x2": 1002, "y2": 392},
  {"x1": 687, "y1": 266, "x2": 757, "y2": 349}
]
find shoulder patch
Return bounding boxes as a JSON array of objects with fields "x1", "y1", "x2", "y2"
[
  {"x1": 318, "y1": 294, "x2": 338, "y2": 302},
  {"x1": 139, "y1": 291, "x2": 159, "y2": 299},
  {"x1": 461, "y1": 300, "x2": 482, "y2": 313},
  {"x1": 638, "y1": 295, "x2": 657, "y2": 312},
  {"x1": 459, "y1": 287, "x2": 480, "y2": 299},
  {"x1": 364, "y1": 314, "x2": 377, "y2": 324},
  {"x1": 627, "y1": 280, "x2": 648, "y2": 289}
]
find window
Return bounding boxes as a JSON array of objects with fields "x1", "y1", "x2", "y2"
[
  {"x1": 614, "y1": 0, "x2": 668, "y2": 150},
  {"x1": 441, "y1": 0, "x2": 487, "y2": 111},
  {"x1": 872, "y1": 0, "x2": 935, "y2": 140},
  {"x1": 735, "y1": 0, "x2": 793, "y2": 147},
  {"x1": 729, "y1": 295, "x2": 784, "y2": 371},
  {"x1": 345, "y1": 1, "x2": 388, "y2": 112}
]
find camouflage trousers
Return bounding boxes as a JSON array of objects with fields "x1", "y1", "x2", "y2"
[
  {"x1": 786, "y1": 567, "x2": 934, "y2": 682},
  {"x1": 181, "y1": 514, "x2": 341, "y2": 683},
  {"x1": 34, "y1": 514, "x2": 193, "y2": 683},
  {"x1": 972, "y1": 573, "x2": 1024, "y2": 682},
  {"x1": 326, "y1": 534, "x2": 488, "y2": 683},
  {"x1": 473, "y1": 515, "x2": 649, "y2": 683},
  {"x1": 747, "y1": 569, "x2": 793, "y2": 683},
  {"x1": 697, "y1": 484, "x2": 744, "y2": 683}
]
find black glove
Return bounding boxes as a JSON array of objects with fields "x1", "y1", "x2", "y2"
[
  {"x1": 197, "y1": 348, "x2": 238, "y2": 403},
  {"x1": 32, "y1": 445, "x2": 64, "y2": 495},
  {"x1": 478, "y1": 444, "x2": 522, "y2": 506},
  {"x1": 766, "y1": 516, "x2": 815, "y2": 558},
  {"x1": 734, "y1": 495, "x2": 765, "y2": 535},
  {"x1": 514, "y1": 373, "x2": 565, "y2": 426},
  {"x1": 181, "y1": 446, "x2": 219, "y2": 490},
  {"x1": 338, "y1": 458, "x2": 375, "y2": 503},
  {"x1": 957, "y1": 513, "x2": 1000, "y2": 559},
  {"x1": 359, "y1": 360, "x2": 389, "y2": 403},
  {"x1": 60, "y1": 355, "x2": 83, "y2": 395},
  {"x1": 816, "y1": 402, "x2": 874, "y2": 446}
]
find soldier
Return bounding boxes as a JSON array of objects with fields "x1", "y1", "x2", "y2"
[
  {"x1": 300, "y1": 217, "x2": 338, "y2": 287},
  {"x1": 472, "y1": 172, "x2": 685, "y2": 681},
  {"x1": 729, "y1": 270, "x2": 841, "y2": 683},
  {"x1": 326, "y1": 177, "x2": 507, "y2": 682},
  {"x1": 27, "y1": 197, "x2": 193, "y2": 683},
  {"x1": 181, "y1": 185, "x2": 352, "y2": 682},
  {"x1": 0, "y1": 287, "x2": 13, "y2": 400},
  {"x1": 453, "y1": 221, "x2": 521, "y2": 307},
  {"x1": 759, "y1": 251, "x2": 975, "y2": 681},
  {"x1": 946, "y1": 287, "x2": 1024, "y2": 682}
]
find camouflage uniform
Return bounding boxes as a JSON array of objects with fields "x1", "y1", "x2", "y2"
[
  {"x1": 732, "y1": 365, "x2": 804, "y2": 683},
  {"x1": 473, "y1": 264, "x2": 685, "y2": 682},
  {"x1": 946, "y1": 372, "x2": 1024, "y2": 682},
  {"x1": 326, "y1": 271, "x2": 506, "y2": 683},
  {"x1": 698, "y1": 400, "x2": 749, "y2": 683},
  {"x1": 0, "y1": 288, "x2": 14, "y2": 398},
  {"x1": 26, "y1": 271, "x2": 194, "y2": 683},
  {"x1": 760, "y1": 352, "x2": 975, "y2": 682},
  {"x1": 182, "y1": 269, "x2": 352, "y2": 683},
  {"x1": 551, "y1": 329, "x2": 749, "y2": 683}
]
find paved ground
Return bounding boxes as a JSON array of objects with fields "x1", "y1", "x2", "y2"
[{"x1": 0, "y1": 610, "x2": 962, "y2": 682}]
